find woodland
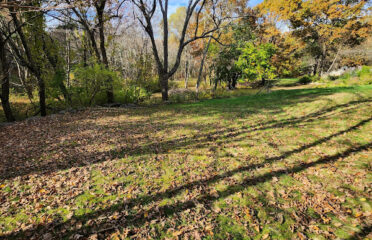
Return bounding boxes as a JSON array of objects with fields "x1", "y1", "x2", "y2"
[{"x1": 0, "y1": 0, "x2": 372, "y2": 239}]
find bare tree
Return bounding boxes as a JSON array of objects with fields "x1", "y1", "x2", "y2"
[{"x1": 132, "y1": 0, "x2": 225, "y2": 101}]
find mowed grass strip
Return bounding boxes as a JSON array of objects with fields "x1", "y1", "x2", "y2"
[{"x1": 0, "y1": 85, "x2": 371, "y2": 239}]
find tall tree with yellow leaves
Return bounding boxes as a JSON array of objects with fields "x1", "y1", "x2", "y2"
[{"x1": 259, "y1": 0, "x2": 371, "y2": 75}]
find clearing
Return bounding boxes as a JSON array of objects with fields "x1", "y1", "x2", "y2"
[{"x1": 1, "y1": 86, "x2": 372, "y2": 239}]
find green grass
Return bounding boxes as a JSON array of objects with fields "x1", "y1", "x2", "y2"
[
  {"x1": 1, "y1": 85, "x2": 372, "y2": 239},
  {"x1": 274, "y1": 78, "x2": 301, "y2": 87}
]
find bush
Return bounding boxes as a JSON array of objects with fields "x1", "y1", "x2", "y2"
[
  {"x1": 71, "y1": 63, "x2": 119, "y2": 106},
  {"x1": 357, "y1": 66, "x2": 371, "y2": 77},
  {"x1": 328, "y1": 75, "x2": 339, "y2": 81},
  {"x1": 169, "y1": 88, "x2": 198, "y2": 103},
  {"x1": 299, "y1": 75, "x2": 312, "y2": 85},
  {"x1": 116, "y1": 86, "x2": 151, "y2": 104},
  {"x1": 357, "y1": 66, "x2": 372, "y2": 85}
]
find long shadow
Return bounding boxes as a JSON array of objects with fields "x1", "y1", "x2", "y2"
[
  {"x1": 67, "y1": 142, "x2": 372, "y2": 238},
  {"x1": 0, "y1": 98, "x2": 370, "y2": 181},
  {"x1": 4, "y1": 118, "x2": 371, "y2": 239},
  {"x1": 0, "y1": 91, "x2": 372, "y2": 180},
  {"x1": 347, "y1": 225, "x2": 371, "y2": 240},
  {"x1": 103, "y1": 100, "x2": 372, "y2": 158}
]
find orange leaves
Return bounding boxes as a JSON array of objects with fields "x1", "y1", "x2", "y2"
[{"x1": 39, "y1": 188, "x2": 47, "y2": 194}]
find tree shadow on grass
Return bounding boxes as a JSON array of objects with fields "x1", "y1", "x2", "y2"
[
  {"x1": 347, "y1": 225, "x2": 372, "y2": 240},
  {"x1": 4, "y1": 121, "x2": 371, "y2": 239},
  {"x1": 0, "y1": 95, "x2": 371, "y2": 181}
]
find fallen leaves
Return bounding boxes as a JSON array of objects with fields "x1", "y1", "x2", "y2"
[{"x1": 1, "y1": 91, "x2": 372, "y2": 239}]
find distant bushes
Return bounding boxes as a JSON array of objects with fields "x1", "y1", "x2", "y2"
[
  {"x1": 324, "y1": 66, "x2": 372, "y2": 85},
  {"x1": 167, "y1": 87, "x2": 258, "y2": 104},
  {"x1": 358, "y1": 66, "x2": 371, "y2": 78}
]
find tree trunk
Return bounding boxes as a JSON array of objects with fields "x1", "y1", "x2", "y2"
[
  {"x1": 96, "y1": 2, "x2": 114, "y2": 103},
  {"x1": 66, "y1": 29, "x2": 71, "y2": 88},
  {"x1": 10, "y1": 10, "x2": 46, "y2": 117},
  {"x1": 196, "y1": 37, "x2": 212, "y2": 92},
  {"x1": 0, "y1": 37, "x2": 15, "y2": 122},
  {"x1": 57, "y1": 70, "x2": 71, "y2": 104},
  {"x1": 313, "y1": 57, "x2": 320, "y2": 76},
  {"x1": 327, "y1": 48, "x2": 340, "y2": 74},
  {"x1": 261, "y1": 77, "x2": 266, "y2": 86},
  {"x1": 42, "y1": 35, "x2": 71, "y2": 105},
  {"x1": 185, "y1": 60, "x2": 189, "y2": 89},
  {"x1": 160, "y1": 74, "x2": 169, "y2": 101},
  {"x1": 232, "y1": 75, "x2": 237, "y2": 89},
  {"x1": 36, "y1": 73, "x2": 47, "y2": 116},
  {"x1": 15, "y1": 60, "x2": 33, "y2": 101}
]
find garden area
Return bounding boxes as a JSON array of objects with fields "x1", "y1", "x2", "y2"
[{"x1": 1, "y1": 0, "x2": 372, "y2": 239}]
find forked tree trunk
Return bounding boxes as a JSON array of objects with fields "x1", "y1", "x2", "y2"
[{"x1": 134, "y1": 0, "x2": 222, "y2": 101}]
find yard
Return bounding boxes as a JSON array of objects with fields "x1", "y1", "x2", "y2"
[{"x1": 1, "y1": 85, "x2": 372, "y2": 239}]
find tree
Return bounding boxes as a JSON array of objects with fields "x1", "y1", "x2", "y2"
[
  {"x1": 259, "y1": 0, "x2": 371, "y2": 75},
  {"x1": 211, "y1": 15, "x2": 256, "y2": 90},
  {"x1": 168, "y1": 7, "x2": 193, "y2": 89},
  {"x1": 235, "y1": 42, "x2": 277, "y2": 85},
  {"x1": 58, "y1": 0, "x2": 127, "y2": 103},
  {"x1": 132, "y1": 0, "x2": 226, "y2": 101},
  {"x1": 0, "y1": 28, "x2": 15, "y2": 122},
  {"x1": 212, "y1": 46, "x2": 242, "y2": 90},
  {"x1": 3, "y1": 0, "x2": 48, "y2": 116}
]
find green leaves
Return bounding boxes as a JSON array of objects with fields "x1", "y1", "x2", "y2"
[{"x1": 235, "y1": 42, "x2": 277, "y2": 82}]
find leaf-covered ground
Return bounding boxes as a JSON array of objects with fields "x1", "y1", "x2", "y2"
[{"x1": 1, "y1": 86, "x2": 372, "y2": 240}]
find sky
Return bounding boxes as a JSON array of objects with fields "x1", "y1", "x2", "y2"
[{"x1": 169, "y1": 0, "x2": 264, "y2": 15}]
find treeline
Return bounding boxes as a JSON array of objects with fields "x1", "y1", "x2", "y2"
[{"x1": 0, "y1": 0, "x2": 371, "y2": 122}]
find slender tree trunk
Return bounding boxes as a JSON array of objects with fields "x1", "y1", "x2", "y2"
[
  {"x1": 327, "y1": 48, "x2": 340, "y2": 74},
  {"x1": 185, "y1": 60, "x2": 189, "y2": 89},
  {"x1": 0, "y1": 37, "x2": 15, "y2": 122},
  {"x1": 66, "y1": 29, "x2": 71, "y2": 88},
  {"x1": 196, "y1": 37, "x2": 212, "y2": 92},
  {"x1": 96, "y1": 2, "x2": 114, "y2": 103}
]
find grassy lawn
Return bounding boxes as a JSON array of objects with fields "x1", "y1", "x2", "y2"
[
  {"x1": 1, "y1": 85, "x2": 372, "y2": 239},
  {"x1": 273, "y1": 78, "x2": 301, "y2": 87}
]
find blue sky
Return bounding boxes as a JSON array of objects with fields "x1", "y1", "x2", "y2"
[{"x1": 169, "y1": 0, "x2": 263, "y2": 15}]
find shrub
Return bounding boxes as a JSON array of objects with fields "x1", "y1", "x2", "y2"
[
  {"x1": 328, "y1": 75, "x2": 338, "y2": 81},
  {"x1": 357, "y1": 66, "x2": 371, "y2": 77},
  {"x1": 299, "y1": 75, "x2": 312, "y2": 85},
  {"x1": 169, "y1": 89, "x2": 198, "y2": 103},
  {"x1": 71, "y1": 63, "x2": 119, "y2": 106},
  {"x1": 116, "y1": 86, "x2": 151, "y2": 104}
]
